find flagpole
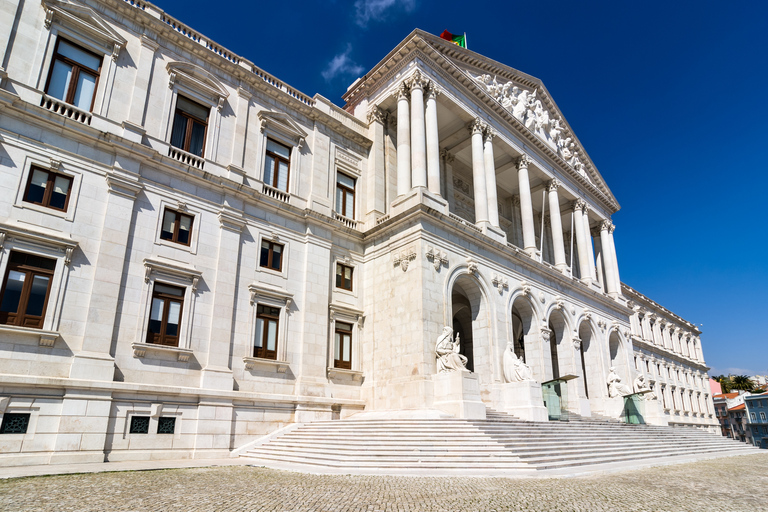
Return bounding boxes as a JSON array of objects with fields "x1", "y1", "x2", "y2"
[{"x1": 464, "y1": 32, "x2": 467, "y2": 50}]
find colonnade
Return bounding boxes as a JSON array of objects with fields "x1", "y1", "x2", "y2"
[{"x1": 392, "y1": 71, "x2": 622, "y2": 297}]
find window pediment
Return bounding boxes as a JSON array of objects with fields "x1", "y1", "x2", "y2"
[
  {"x1": 0, "y1": 222, "x2": 78, "y2": 261},
  {"x1": 248, "y1": 282, "x2": 293, "y2": 307},
  {"x1": 258, "y1": 110, "x2": 307, "y2": 146},
  {"x1": 42, "y1": 0, "x2": 126, "y2": 58},
  {"x1": 167, "y1": 62, "x2": 229, "y2": 109},
  {"x1": 143, "y1": 257, "x2": 202, "y2": 291}
]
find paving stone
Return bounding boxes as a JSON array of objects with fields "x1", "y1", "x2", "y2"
[{"x1": 0, "y1": 453, "x2": 766, "y2": 511}]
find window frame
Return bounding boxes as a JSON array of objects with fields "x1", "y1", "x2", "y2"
[
  {"x1": 335, "y1": 172, "x2": 356, "y2": 219},
  {"x1": 259, "y1": 239, "x2": 284, "y2": 272},
  {"x1": 22, "y1": 165, "x2": 74, "y2": 212},
  {"x1": 146, "y1": 282, "x2": 185, "y2": 347},
  {"x1": 159, "y1": 208, "x2": 195, "y2": 247},
  {"x1": 245, "y1": 283, "x2": 293, "y2": 370},
  {"x1": 254, "y1": 303, "x2": 280, "y2": 360},
  {"x1": 333, "y1": 321, "x2": 353, "y2": 370},
  {"x1": 335, "y1": 262, "x2": 353, "y2": 292},
  {"x1": 327, "y1": 304, "x2": 364, "y2": 379},
  {"x1": 0, "y1": 251, "x2": 57, "y2": 329},
  {"x1": 43, "y1": 37, "x2": 103, "y2": 112},
  {"x1": 169, "y1": 95, "x2": 210, "y2": 158},
  {"x1": 263, "y1": 138, "x2": 291, "y2": 192}
]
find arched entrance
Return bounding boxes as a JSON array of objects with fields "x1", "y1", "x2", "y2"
[
  {"x1": 449, "y1": 274, "x2": 491, "y2": 388},
  {"x1": 608, "y1": 330, "x2": 631, "y2": 389},
  {"x1": 510, "y1": 295, "x2": 540, "y2": 381},
  {"x1": 578, "y1": 320, "x2": 607, "y2": 409},
  {"x1": 452, "y1": 294, "x2": 474, "y2": 372}
]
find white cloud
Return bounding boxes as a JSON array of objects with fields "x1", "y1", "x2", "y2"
[
  {"x1": 354, "y1": 0, "x2": 415, "y2": 28},
  {"x1": 322, "y1": 46, "x2": 365, "y2": 82}
]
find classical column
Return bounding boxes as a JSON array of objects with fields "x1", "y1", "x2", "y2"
[
  {"x1": 599, "y1": 220, "x2": 619, "y2": 296},
  {"x1": 607, "y1": 223, "x2": 622, "y2": 295},
  {"x1": 573, "y1": 199, "x2": 591, "y2": 284},
  {"x1": 516, "y1": 155, "x2": 537, "y2": 255},
  {"x1": 366, "y1": 106, "x2": 387, "y2": 216},
  {"x1": 441, "y1": 150, "x2": 455, "y2": 211},
  {"x1": 395, "y1": 83, "x2": 411, "y2": 196},
  {"x1": 483, "y1": 128, "x2": 500, "y2": 228},
  {"x1": 582, "y1": 207, "x2": 597, "y2": 281},
  {"x1": 229, "y1": 87, "x2": 252, "y2": 176},
  {"x1": 127, "y1": 35, "x2": 159, "y2": 126},
  {"x1": 425, "y1": 85, "x2": 441, "y2": 195},
  {"x1": 469, "y1": 119, "x2": 488, "y2": 224},
  {"x1": 409, "y1": 72, "x2": 427, "y2": 189},
  {"x1": 547, "y1": 180, "x2": 568, "y2": 272}
]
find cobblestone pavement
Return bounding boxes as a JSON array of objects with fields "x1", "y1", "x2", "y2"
[{"x1": 1, "y1": 453, "x2": 767, "y2": 512}]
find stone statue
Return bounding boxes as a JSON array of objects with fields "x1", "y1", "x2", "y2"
[
  {"x1": 633, "y1": 374, "x2": 657, "y2": 400},
  {"x1": 606, "y1": 367, "x2": 634, "y2": 398},
  {"x1": 549, "y1": 118, "x2": 563, "y2": 144},
  {"x1": 503, "y1": 341, "x2": 533, "y2": 382},
  {"x1": 534, "y1": 100, "x2": 549, "y2": 133},
  {"x1": 512, "y1": 89, "x2": 528, "y2": 120},
  {"x1": 435, "y1": 326, "x2": 469, "y2": 373}
]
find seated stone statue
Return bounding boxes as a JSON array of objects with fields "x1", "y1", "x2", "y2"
[
  {"x1": 606, "y1": 367, "x2": 634, "y2": 398},
  {"x1": 435, "y1": 326, "x2": 469, "y2": 373},
  {"x1": 503, "y1": 341, "x2": 533, "y2": 382},
  {"x1": 633, "y1": 374, "x2": 657, "y2": 400}
]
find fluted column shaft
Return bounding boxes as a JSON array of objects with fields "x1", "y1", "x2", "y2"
[
  {"x1": 409, "y1": 74, "x2": 427, "y2": 189},
  {"x1": 599, "y1": 220, "x2": 619, "y2": 296},
  {"x1": 607, "y1": 224, "x2": 622, "y2": 295},
  {"x1": 573, "y1": 200, "x2": 591, "y2": 283},
  {"x1": 469, "y1": 119, "x2": 488, "y2": 224},
  {"x1": 396, "y1": 84, "x2": 411, "y2": 196},
  {"x1": 483, "y1": 129, "x2": 499, "y2": 227},
  {"x1": 547, "y1": 180, "x2": 567, "y2": 271},
  {"x1": 517, "y1": 155, "x2": 536, "y2": 255},
  {"x1": 425, "y1": 86, "x2": 441, "y2": 195},
  {"x1": 582, "y1": 208, "x2": 597, "y2": 281}
]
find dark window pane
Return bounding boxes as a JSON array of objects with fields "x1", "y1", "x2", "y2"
[
  {"x1": 260, "y1": 243, "x2": 270, "y2": 267},
  {"x1": 170, "y1": 112, "x2": 187, "y2": 150},
  {"x1": 73, "y1": 71, "x2": 97, "y2": 110},
  {"x1": 157, "y1": 417, "x2": 176, "y2": 434},
  {"x1": 49, "y1": 175, "x2": 71, "y2": 210},
  {"x1": 176, "y1": 96, "x2": 209, "y2": 121},
  {"x1": 161, "y1": 210, "x2": 176, "y2": 241},
  {"x1": 188, "y1": 121, "x2": 206, "y2": 157},
  {"x1": 26, "y1": 169, "x2": 48, "y2": 204},
  {"x1": 271, "y1": 244, "x2": 282, "y2": 270},
  {"x1": 24, "y1": 275, "x2": 50, "y2": 316},
  {"x1": 0, "y1": 413, "x2": 30, "y2": 434},
  {"x1": 129, "y1": 416, "x2": 150, "y2": 434},
  {"x1": 0, "y1": 271, "x2": 24, "y2": 314},
  {"x1": 47, "y1": 60, "x2": 73, "y2": 101}
]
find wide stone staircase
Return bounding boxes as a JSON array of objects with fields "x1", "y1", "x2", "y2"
[{"x1": 240, "y1": 410, "x2": 758, "y2": 475}]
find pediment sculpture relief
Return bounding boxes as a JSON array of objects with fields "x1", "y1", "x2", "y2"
[{"x1": 473, "y1": 74, "x2": 593, "y2": 185}]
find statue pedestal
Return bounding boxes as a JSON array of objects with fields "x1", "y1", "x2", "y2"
[
  {"x1": 641, "y1": 397, "x2": 668, "y2": 426},
  {"x1": 433, "y1": 372, "x2": 486, "y2": 419},
  {"x1": 493, "y1": 381, "x2": 548, "y2": 422},
  {"x1": 603, "y1": 396, "x2": 625, "y2": 420}
]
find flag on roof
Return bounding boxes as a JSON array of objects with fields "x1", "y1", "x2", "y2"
[{"x1": 440, "y1": 30, "x2": 466, "y2": 49}]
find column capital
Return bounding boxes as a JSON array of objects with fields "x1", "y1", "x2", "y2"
[
  {"x1": 483, "y1": 126, "x2": 496, "y2": 142},
  {"x1": 407, "y1": 70, "x2": 427, "y2": 91},
  {"x1": 512, "y1": 194, "x2": 520, "y2": 207},
  {"x1": 394, "y1": 81, "x2": 410, "y2": 101},
  {"x1": 600, "y1": 219, "x2": 613, "y2": 232},
  {"x1": 367, "y1": 106, "x2": 387, "y2": 125},
  {"x1": 516, "y1": 154, "x2": 531, "y2": 170},
  {"x1": 573, "y1": 198, "x2": 587, "y2": 212},
  {"x1": 468, "y1": 118, "x2": 485, "y2": 135},
  {"x1": 440, "y1": 149, "x2": 455, "y2": 163},
  {"x1": 426, "y1": 84, "x2": 441, "y2": 100},
  {"x1": 547, "y1": 179, "x2": 560, "y2": 192}
]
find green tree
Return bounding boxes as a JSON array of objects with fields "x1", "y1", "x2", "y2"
[
  {"x1": 712, "y1": 375, "x2": 733, "y2": 394},
  {"x1": 731, "y1": 375, "x2": 756, "y2": 392}
]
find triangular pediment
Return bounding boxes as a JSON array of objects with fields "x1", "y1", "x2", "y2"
[
  {"x1": 167, "y1": 62, "x2": 229, "y2": 107},
  {"x1": 257, "y1": 110, "x2": 308, "y2": 143},
  {"x1": 42, "y1": 0, "x2": 127, "y2": 53}
]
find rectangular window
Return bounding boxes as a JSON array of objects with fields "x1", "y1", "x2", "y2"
[
  {"x1": 170, "y1": 96, "x2": 209, "y2": 157},
  {"x1": 335, "y1": 173, "x2": 355, "y2": 218},
  {"x1": 762, "y1": 412, "x2": 767, "y2": 422},
  {"x1": 23, "y1": 166, "x2": 73, "y2": 211},
  {"x1": 160, "y1": 208, "x2": 194, "y2": 246},
  {"x1": 335, "y1": 263, "x2": 353, "y2": 291},
  {"x1": 45, "y1": 39, "x2": 101, "y2": 111},
  {"x1": 259, "y1": 241, "x2": 283, "y2": 271},
  {"x1": 0, "y1": 413, "x2": 30, "y2": 434},
  {"x1": 157, "y1": 416, "x2": 176, "y2": 434},
  {"x1": 129, "y1": 416, "x2": 150, "y2": 434},
  {"x1": 334, "y1": 322, "x2": 352, "y2": 370},
  {"x1": 0, "y1": 251, "x2": 56, "y2": 329},
  {"x1": 254, "y1": 304, "x2": 279, "y2": 360},
  {"x1": 146, "y1": 283, "x2": 185, "y2": 346},
  {"x1": 752, "y1": 412, "x2": 757, "y2": 421},
  {"x1": 263, "y1": 139, "x2": 290, "y2": 191}
]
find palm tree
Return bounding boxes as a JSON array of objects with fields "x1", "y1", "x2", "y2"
[
  {"x1": 712, "y1": 375, "x2": 733, "y2": 394},
  {"x1": 731, "y1": 375, "x2": 756, "y2": 392}
]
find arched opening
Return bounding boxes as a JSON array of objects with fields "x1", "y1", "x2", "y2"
[
  {"x1": 449, "y1": 275, "x2": 490, "y2": 380},
  {"x1": 608, "y1": 330, "x2": 630, "y2": 388},
  {"x1": 578, "y1": 320, "x2": 604, "y2": 402},
  {"x1": 548, "y1": 310, "x2": 570, "y2": 381},
  {"x1": 510, "y1": 296, "x2": 538, "y2": 380},
  {"x1": 452, "y1": 295, "x2": 474, "y2": 373}
]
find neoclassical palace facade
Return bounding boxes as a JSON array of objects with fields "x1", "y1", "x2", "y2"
[{"x1": 0, "y1": 0, "x2": 717, "y2": 466}]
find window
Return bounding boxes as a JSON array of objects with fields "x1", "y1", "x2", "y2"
[
  {"x1": 751, "y1": 412, "x2": 757, "y2": 421},
  {"x1": 45, "y1": 39, "x2": 101, "y2": 111},
  {"x1": 263, "y1": 139, "x2": 290, "y2": 191},
  {"x1": 160, "y1": 209, "x2": 194, "y2": 246},
  {"x1": 260, "y1": 240, "x2": 283, "y2": 271},
  {"x1": 334, "y1": 322, "x2": 353, "y2": 370},
  {"x1": 23, "y1": 166, "x2": 73, "y2": 212},
  {"x1": 336, "y1": 263, "x2": 353, "y2": 291},
  {"x1": 0, "y1": 413, "x2": 30, "y2": 434},
  {"x1": 335, "y1": 173, "x2": 356, "y2": 218},
  {"x1": 129, "y1": 416, "x2": 150, "y2": 434},
  {"x1": 157, "y1": 417, "x2": 176, "y2": 434},
  {"x1": 254, "y1": 304, "x2": 280, "y2": 360},
  {"x1": 146, "y1": 283, "x2": 185, "y2": 346},
  {"x1": 0, "y1": 251, "x2": 56, "y2": 328},
  {"x1": 762, "y1": 412, "x2": 767, "y2": 422},
  {"x1": 170, "y1": 96, "x2": 209, "y2": 157}
]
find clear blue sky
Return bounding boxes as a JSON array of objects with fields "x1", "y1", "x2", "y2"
[{"x1": 152, "y1": 0, "x2": 768, "y2": 377}]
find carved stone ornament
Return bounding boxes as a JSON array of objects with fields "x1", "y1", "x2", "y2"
[
  {"x1": 601, "y1": 219, "x2": 613, "y2": 232},
  {"x1": 468, "y1": 118, "x2": 485, "y2": 135},
  {"x1": 598, "y1": 319, "x2": 607, "y2": 331},
  {"x1": 574, "y1": 199, "x2": 587, "y2": 212},
  {"x1": 520, "y1": 281, "x2": 531, "y2": 296},
  {"x1": 539, "y1": 292, "x2": 546, "y2": 304},
  {"x1": 517, "y1": 154, "x2": 531, "y2": 170},
  {"x1": 395, "y1": 81, "x2": 409, "y2": 101},
  {"x1": 426, "y1": 84, "x2": 441, "y2": 100},
  {"x1": 553, "y1": 296, "x2": 564, "y2": 310},
  {"x1": 572, "y1": 338, "x2": 582, "y2": 350},
  {"x1": 547, "y1": 179, "x2": 560, "y2": 192},
  {"x1": 393, "y1": 248, "x2": 416, "y2": 272},
  {"x1": 441, "y1": 149, "x2": 455, "y2": 164},
  {"x1": 540, "y1": 328, "x2": 552, "y2": 343},
  {"x1": 466, "y1": 258, "x2": 478, "y2": 275},
  {"x1": 367, "y1": 106, "x2": 386, "y2": 125},
  {"x1": 425, "y1": 246, "x2": 448, "y2": 271},
  {"x1": 407, "y1": 70, "x2": 427, "y2": 90},
  {"x1": 492, "y1": 274, "x2": 508, "y2": 294}
]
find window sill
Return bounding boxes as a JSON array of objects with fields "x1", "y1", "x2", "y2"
[
  {"x1": 0, "y1": 324, "x2": 59, "y2": 347},
  {"x1": 327, "y1": 367, "x2": 363, "y2": 382},
  {"x1": 132, "y1": 342, "x2": 193, "y2": 362},
  {"x1": 243, "y1": 356, "x2": 289, "y2": 373}
]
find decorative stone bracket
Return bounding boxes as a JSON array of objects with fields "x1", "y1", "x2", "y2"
[
  {"x1": 327, "y1": 367, "x2": 364, "y2": 382},
  {"x1": 426, "y1": 246, "x2": 448, "y2": 271},
  {"x1": 491, "y1": 274, "x2": 508, "y2": 294},
  {"x1": 393, "y1": 248, "x2": 416, "y2": 271},
  {"x1": 132, "y1": 342, "x2": 193, "y2": 362},
  {"x1": 243, "y1": 356, "x2": 289, "y2": 373}
]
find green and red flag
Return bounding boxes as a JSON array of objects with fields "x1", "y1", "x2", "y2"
[{"x1": 440, "y1": 30, "x2": 466, "y2": 49}]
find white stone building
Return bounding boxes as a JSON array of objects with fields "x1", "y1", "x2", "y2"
[{"x1": 0, "y1": 0, "x2": 717, "y2": 467}]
